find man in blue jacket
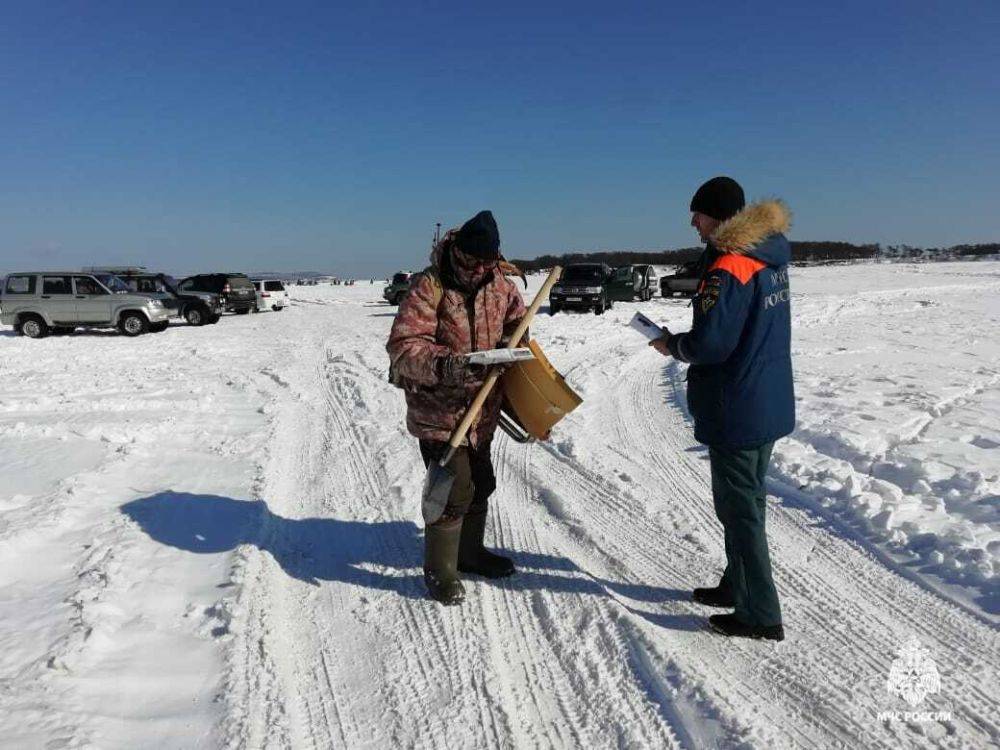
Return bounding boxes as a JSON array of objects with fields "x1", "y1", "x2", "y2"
[{"x1": 651, "y1": 176, "x2": 795, "y2": 641}]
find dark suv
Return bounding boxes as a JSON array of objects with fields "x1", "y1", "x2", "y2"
[
  {"x1": 176, "y1": 273, "x2": 256, "y2": 314},
  {"x1": 383, "y1": 272, "x2": 413, "y2": 305},
  {"x1": 660, "y1": 260, "x2": 702, "y2": 298},
  {"x1": 88, "y1": 268, "x2": 222, "y2": 326},
  {"x1": 548, "y1": 263, "x2": 614, "y2": 315}
]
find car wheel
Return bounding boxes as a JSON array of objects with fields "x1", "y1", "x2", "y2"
[
  {"x1": 594, "y1": 303, "x2": 605, "y2": 315},
  {"x1": 20, "y1": 315, "x2": 49, "y2": 339},
  {"x1": 548, "y1": 305, "x2": 559, "y2": 316},
  {"x1": 119, "y1": 312, "x2": 148, "y2": 337},
  {"x1": 185, "y1": 307, "x2": 206, "y2": 326},
  {"x1": 208, "y1": 314, "x2": 221, "y2": 324},
  {"x1": 605, "y1": 297, "x2": 613, "y2": 310}
]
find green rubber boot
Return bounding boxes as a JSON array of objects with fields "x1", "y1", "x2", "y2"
[
  {"x1": 424, "y1": 520, "x2": 465, "y2": 605},
  {"x1": 458, "y1": 510, "x2": 515, "y2": 578}
]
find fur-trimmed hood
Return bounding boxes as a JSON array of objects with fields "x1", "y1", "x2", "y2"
[{"x1": 710, "y1": 199, "x2": 792, "y2": 265}]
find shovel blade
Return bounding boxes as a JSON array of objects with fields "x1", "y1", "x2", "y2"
[{"x1": 422, "y1": 461, "x2": 456, "y2": 524}]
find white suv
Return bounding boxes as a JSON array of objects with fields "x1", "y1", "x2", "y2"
[
  {"x1": 0, "y1": 272, "x2": 175, "y2": 338},
  {"x1": 251, "y1": 279, "x2": 289, "y2": 312}
]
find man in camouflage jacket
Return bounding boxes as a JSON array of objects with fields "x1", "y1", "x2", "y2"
[{"x1": 387, "y1": 210, "x2": 526, "y2": 605}]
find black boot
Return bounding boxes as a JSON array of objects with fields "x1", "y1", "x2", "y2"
[
  {"x1": 424, "y1": 520, "x2": 465, "y2": 605},
  {"x1": 692, "y1": 584, "x2": 735, "y2": 608},
  {"x1": 708, "y1": 613, "x2": 785, "y2": 641},
  {"x1": 457, "y1": 510, "x2": 515, "y2": 578}
]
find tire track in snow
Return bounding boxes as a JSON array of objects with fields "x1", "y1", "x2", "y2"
[
  {"x1": 477, "y1": 429, "x2": 692, "y2": 747},
  {"x1": 220, "y1": 292, "x2": 998, "y2": 750},
  {"x1": 554, "y1": 348, "x2": 1000, "y2": 748},
  {"x1": 472, "y1": 333, "x2": 995, "y2": 747},
  {"x1": 247, "y1": 334, "x2": 514, "y2": 749}
]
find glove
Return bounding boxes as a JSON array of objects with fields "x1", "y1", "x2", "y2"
[{"x1": 437, "y1": 354, "x2": 487, "y2": 386}]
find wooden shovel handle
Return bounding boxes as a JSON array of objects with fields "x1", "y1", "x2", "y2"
[{"x1": 443, "y1": 266, "x2": 563, "y2": 458}]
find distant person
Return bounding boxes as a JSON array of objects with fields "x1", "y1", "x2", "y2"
[
  {"x1": 650, "y1": 177, "x2": 795, "y2": 641},
  {"x1": 386, "y1": 211, "x2": 526, "y2": 605}
]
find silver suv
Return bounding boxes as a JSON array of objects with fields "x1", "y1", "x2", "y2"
[{"x1": 0, "y1": 272, "x2": 175, "y2": 338}]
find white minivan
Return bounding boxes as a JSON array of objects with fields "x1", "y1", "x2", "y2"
[{"x1": 251, "y1": 279, "x2": 289, "y2": 312}]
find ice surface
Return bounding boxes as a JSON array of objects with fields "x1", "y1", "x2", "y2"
[{"x1": 1, "y1": 261, "x2": 997, "y2": 748}]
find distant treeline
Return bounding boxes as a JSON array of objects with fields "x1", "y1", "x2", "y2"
[
  {"x1": 510, "y1": 241, "x2": 1000, "y2": 272},
  {"x1": 510, "y1": 247, "x2": 704, "y2": 273},
  {"x1": 884, "y1": 243, "x2": 1000, "y2": 259}
]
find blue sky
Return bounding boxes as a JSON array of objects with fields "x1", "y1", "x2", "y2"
[{"x1": 1, "y1": 1, "x2": 997, "y2": 276}]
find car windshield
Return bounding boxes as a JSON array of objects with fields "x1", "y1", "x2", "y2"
[
  {"x1": 563, "y1": 267, "x2": 604, "y2": 283},
  {"x1": 93, "y1": 274, "x2": 131, "y2": 293},
  {"x1": 161, "y1": 275, "x2": 179, "y2": 292},
  {"x1": 228, "y1": 276, "x2": 254, "y2": 290},
  {"x1": 613, "y1": 267, "x2": 633, "y2": 281}
]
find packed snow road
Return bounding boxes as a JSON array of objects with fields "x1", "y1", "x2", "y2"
[{"x1": 1, "y1": 262, "x2": 998, "y2": 749}]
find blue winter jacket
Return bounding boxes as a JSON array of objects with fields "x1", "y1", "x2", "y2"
[{"x1": 667, "y1": 200, "x2": 796, "y2": 449}]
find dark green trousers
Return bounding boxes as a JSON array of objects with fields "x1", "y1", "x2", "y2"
[{"x1": 710, "y1": 442, "x2": 782, "y2": 627}]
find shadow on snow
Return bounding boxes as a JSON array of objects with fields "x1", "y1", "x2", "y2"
[{"x1": 120, "y1": 491, "x2": 701, "y2": 630}]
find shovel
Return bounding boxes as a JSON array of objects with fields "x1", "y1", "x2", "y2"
[{"x1": 422, "y1": 266, "x2": 563, "y2": 523}]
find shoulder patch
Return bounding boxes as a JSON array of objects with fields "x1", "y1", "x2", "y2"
[
  {"x1": 700, "y1": 283, "x2": 720, "y2": 313},
  {"x1": 708, "y1": 254, "x2": 767, "y2": 285}
]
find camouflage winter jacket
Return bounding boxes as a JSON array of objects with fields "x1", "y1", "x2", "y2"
[{"x1": 387, "y1": 245, "x2": 526, "y2": 446}]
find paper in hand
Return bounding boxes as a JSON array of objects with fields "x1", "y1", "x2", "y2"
[
  {"x1": 629, "y1": 312, "x2": 668, "y2": 341},
  {"x1": 465, "y1": 348, "x2": 536, "y2": 366}
]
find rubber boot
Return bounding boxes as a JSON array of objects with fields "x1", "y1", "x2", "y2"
[
  {"x1": 457, "y1": 510, "x2": 515, "y2": 578},
  {"x1": 424, "y1": 520, "x2": 465, "y2": 605}
]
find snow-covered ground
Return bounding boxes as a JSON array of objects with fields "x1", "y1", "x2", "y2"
[{"x1": 0, "y1": 262, "x2": 997, "y2": 748}]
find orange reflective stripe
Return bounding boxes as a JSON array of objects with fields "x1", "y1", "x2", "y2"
[{"x1": 708, "y1": 254, "x2": 766, "y2": 285}]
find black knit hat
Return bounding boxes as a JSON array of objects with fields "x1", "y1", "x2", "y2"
[
  {"x1": 690, "y1": 176, "x2": 745, "y2": 222},
  {"x1": 456, "y1": 210, "x2": 500, "y2": 260}
]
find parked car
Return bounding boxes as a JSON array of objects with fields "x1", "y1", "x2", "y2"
[
  {"x1": 383, "y1": 272, "x2": 413, "y2": 305},
  {"x1": 660, "y1": 260, "x2": 702, "y2": 298},
  {"x1": 87, "y1": 267, "x2": 222, "y2": 326},
  {"x1": 548, "y1": 263, "x2": 614, "y2": 315},
  {"x1": 608, "y1": 264, "x2": 658, "y2": 302},
  {"x1": 0, "y1": 272, "x2": 174, "y2": 338},
  {"x1": 176, "y1": 273, "x2": 256, "y2": 314},
  {"x1": 251, "y1": 279, "x2": 289, "y2": 311}
]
